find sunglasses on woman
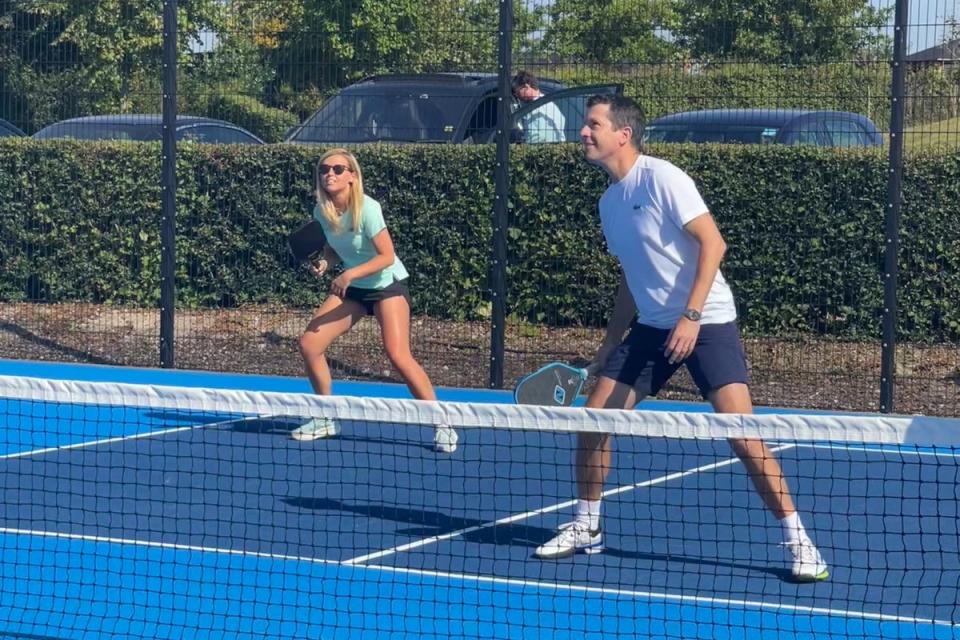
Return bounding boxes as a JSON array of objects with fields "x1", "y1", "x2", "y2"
[{"x1": 319, "y1": 163, "x2": 351, "y2": 176}]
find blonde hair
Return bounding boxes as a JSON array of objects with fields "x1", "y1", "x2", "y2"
[{"x1": 314, "y1": 148, "x2": 364, "y2": 232}]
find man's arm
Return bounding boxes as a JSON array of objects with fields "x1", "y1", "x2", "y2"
[
  {"x1": 683, "y1": 212, "x2": 726, "y2": 313},
  {"x1": 663, "y1": 211, "x2": 726, "y2": 364},
  {"x1": 592, "y1": 273, "x2": 636, "y2": 369}
]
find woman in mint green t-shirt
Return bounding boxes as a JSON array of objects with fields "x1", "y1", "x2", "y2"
[{"x1": 292, "y1": 148, "x2": 458, "y2": 454}]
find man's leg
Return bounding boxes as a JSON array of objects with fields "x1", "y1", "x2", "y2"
[
  {"x1": 711, "y1": 382, "x2": 829, "y2": 582},
  {"x1": 710, "y1": 383, "x2": 796, "y2": 519},
  {"x1": 535, "y1": 376, "x2": 636, "y2": 559}
]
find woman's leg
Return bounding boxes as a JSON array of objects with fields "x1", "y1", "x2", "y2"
[
  {"x1": 375, "y1": 295, "x2": 457, "y2": 452},
  {"x1": 374, "y1": 295, "x2": 435, "y2": 400},
  {"x1": 300, "y1": 295, "x2": 365, "y2": 394}
]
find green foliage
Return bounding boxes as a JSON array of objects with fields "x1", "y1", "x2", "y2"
[
  {"x1": 230, "y1": 0, "x2": 515, "y2": 94},
  {"x1": 1, "y1": 138, "x2": 957, "y2": 343},
  {"x1": 673, "y1": 0, "x2": 892, "y2": 63},
  {"x1": 200, "y1": 94, "x2": 299, "y2": 143},
  {"x1": 0, "y1": 0, "x2": 223, "y2": 130},
  {"x1": 534, "y1": 0, "x2": 680, "y2": 64}
]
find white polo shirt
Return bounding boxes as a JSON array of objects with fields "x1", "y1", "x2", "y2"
[{"x1": 599, "y1": 155, "x2": 737, "y2": 329}]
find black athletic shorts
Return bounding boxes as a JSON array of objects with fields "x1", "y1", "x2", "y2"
[
  {"x1": 343, "y1": 278, "x2": 411, "y2": 316},
  {"x1": 599, "y1": 321, "x2": 750, "y2": 399}
]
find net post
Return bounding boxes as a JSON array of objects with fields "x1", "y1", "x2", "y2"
[
  {"x1": 489, "y1": 0, "x2": 513, "y2": 389},
  {"x1": 159, "y1": 0, "x2": 178, "y2": 369},
  {"x1": 881, "y1": 0, "x2": 908, "y2": 413}
]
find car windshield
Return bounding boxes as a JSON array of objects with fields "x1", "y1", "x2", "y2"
[
  {"x1": 645, "y1": 124, "x2": 780, "y2": 144},
  {"x1": 290, "y1": 91, "x2": 472, "y2": 143},
  {"x1": 34, "y1": 123, "x2": 162, "y2": 141}
]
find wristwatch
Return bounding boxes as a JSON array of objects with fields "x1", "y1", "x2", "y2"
[{"x1": 682, "y1": 308, "x2": 702, "y2": 322}]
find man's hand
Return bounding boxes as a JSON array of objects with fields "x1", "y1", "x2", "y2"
[{"x1": 663, "y1": 318, "x2": 701, "y2": 365}]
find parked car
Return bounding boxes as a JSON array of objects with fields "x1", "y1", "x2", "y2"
[
  {"x1": 285, "y1": 72, "x2": 623, "y2": 145},
  {"x1": 33, "y1": 115, "x2": 264, "y2": 144},
  {"x1": 0, "y1": 118, "x2": 26, "y2": 137},
  {"x1": 643, "y1": 109, "x2": 883, "y2": 147}
]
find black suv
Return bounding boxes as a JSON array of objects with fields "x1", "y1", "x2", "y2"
[{"x1": 286, "y1": 72, "x2": 623, "y2": 145}]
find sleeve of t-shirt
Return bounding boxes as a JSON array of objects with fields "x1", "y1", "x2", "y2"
[
  {"x1": 652, "y1": 167, "x2": 709, "y2": 228},
  {"x1": 361, "y1": 198, "x2": 387, "y2": 239}
]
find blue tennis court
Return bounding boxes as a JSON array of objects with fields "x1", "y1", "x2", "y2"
[{"x1": 0, "y1": 360, "x2": 957, "y2": 640}]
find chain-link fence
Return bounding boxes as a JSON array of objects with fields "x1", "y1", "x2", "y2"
[{"x1": 0, "y1": 0, "x2": 957, "y2": 416}]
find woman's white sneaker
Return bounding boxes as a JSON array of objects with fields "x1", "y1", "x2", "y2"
[
  {"x1": 433, "y1": 425, "x2": 458, "y2": 453},
  {"x1": 290, "y1": 418, "x2": 339, "y2": 441}
]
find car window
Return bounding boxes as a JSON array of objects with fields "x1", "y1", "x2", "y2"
[
  {"x1": 782, "y1": 122, "x2": 826, "y2": 146},
  {"x1": 464, "y1": 95, "x2": 499, "y2": 142},
  {"x1": 33, "y1": 122, "x2": 160, "y2": 141},
  {"x1": 644, "y1": 124, "x2": 779, "y2": 145},
  {"x1": 179, "y1": 125, "x2": 260, "y2": 144},
  {"x1": 823, "y1": 118, "x2": 869, "y2": 147},
  {"x1": 291, "y1": 90, "x2": 469, "y2": 143},
  {"x1": 0, "y1": 120, "x2": 23, "y2": 137}
]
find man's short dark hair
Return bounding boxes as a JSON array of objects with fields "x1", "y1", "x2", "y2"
[
  {"x1": 511, "y1": 70, "x2": 539, "y2": 94},
  {"x1": 586, "y1": 94, "x2": 645, "y2": 152}
]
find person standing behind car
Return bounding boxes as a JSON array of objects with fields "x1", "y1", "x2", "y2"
[{"x1": 511, "y1": 70, "x2": 566, "y2": 143}]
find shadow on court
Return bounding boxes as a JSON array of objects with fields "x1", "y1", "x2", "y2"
[
  {"x1": 285, "y1": 496, "x2": 556, "y2": 548},
  {"x1": 603, "y1": 546, "x2": 794, "y2": 581},
  {"x1": 233, "y1": 418, "x2": 444, "y2": 452}
]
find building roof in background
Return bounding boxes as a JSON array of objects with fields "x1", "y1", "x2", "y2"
[{"x1": 906, "y1": 38, "x2": 960, "y2": 63}]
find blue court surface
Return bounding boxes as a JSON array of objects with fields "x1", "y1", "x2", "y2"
[{"x1": 0, "y1": 359, "x2": 957, "y2": 639}]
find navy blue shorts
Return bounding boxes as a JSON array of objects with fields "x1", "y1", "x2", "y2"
[
  {"x1": 599, "y1": 322, "x2": 749, "y2": 399},
  {"x1": 344, "y1": 278, "x2": 411, "y2": 316}
]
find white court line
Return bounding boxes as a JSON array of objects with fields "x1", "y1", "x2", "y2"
[
  {"x1": 792, "y1": 441, "x2": 960, "y2": 459},
  {"x1": 346, "y1": 438, "x2": 959, "y2": 566},
  {"x1": 364, "y1": 562, "x2": 957, "y2": 628},
  {"x1": 0, "y1": 414, "x2": 264, "y2": 460},
  {"x1": 0, "y1": 523, "x2": 950, "y2": 629},
  {"x1": 0, "y1": 525, "x2": 338, "y2": 565},
  {"x1": 342, "y1": 444, "x2": 795, "y2": 565}
]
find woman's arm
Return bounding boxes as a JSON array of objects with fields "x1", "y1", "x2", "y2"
[{"x1": 329, "y1": 228, "x2": 396, "y2": 297}]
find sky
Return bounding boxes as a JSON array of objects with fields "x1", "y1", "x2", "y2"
[{"x1": 872, "y1": 0, "x2": 959, "y2": 52}]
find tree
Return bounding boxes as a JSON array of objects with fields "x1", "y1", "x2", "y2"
[
  {"x1": 534, "y1": 0, "x2": 680, "y2": 63},
  {"x1": 674, "y1": 0, "x2": 892, "y2": 63},
  {"x1": 0, "y1": 0, "x2": 222, "y2": 129},
  {"x1": 229, "y1": 0, "x2": 523, "y2": 95}
]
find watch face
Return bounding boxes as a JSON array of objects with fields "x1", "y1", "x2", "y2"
[{"x1": 685, "y1": 309, "x2": 701, "y2": 321}]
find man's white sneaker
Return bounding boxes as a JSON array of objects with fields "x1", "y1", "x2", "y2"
[
  {"x1": 433, "y1": 424, "x2": 458, "y2": 453},
  {"x1": 783, "y1": 539, "x2": 829, "y2": 582},
  {"x1": 534, "y1": 521, "x2": 603, "y2": 559},
  {"x1": 290, "y1": 418, "x2": 339, "y2": 441}
]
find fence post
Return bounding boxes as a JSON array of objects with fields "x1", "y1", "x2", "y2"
[
  {"x1": 489, "y1": 0, "x2": 513, "y2": 389},
  {"x1": 159, "y1": 0, "x2": 177, "y2": 368},
  {"x1": 880, "y1": 0, "x2": 908, "y2": 412}
]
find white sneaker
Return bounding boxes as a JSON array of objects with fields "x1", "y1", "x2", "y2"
[
  {"x1": 534, "y1": 521, "x2": 603, "y2": 559},
  {"x1": 783, "y1": 539, "x2": 829, "y2": 582},
  {"x1": 290, "y1": 418, "x2": 339, "y2": 441},
  {"x1": 433, "y1": 424, "x2": 458, "y2": 453}
]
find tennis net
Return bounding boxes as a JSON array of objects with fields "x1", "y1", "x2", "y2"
[{"x1": 0, "y1": 374, "x2": 958, "y2": 639}]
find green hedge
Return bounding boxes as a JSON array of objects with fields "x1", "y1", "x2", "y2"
[
  {"x1": 1, "y1": 138, "x2": 958, "y2": 341},
  {"x1": 200, "y1": 94, "x2": 301, "y2": 143}
]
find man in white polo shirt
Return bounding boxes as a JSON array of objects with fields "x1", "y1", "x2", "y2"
[{"x1": 533, "y1": 94, "x2": 829, "y2": 583}]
